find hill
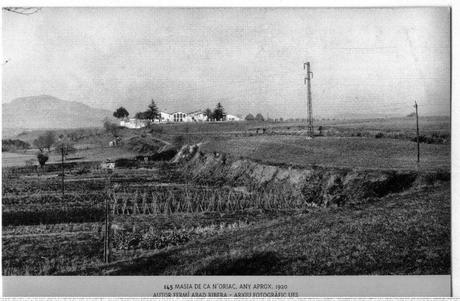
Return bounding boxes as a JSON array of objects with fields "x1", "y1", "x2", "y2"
[{"x1": 2, "y1": 95, "x2": 113, "y2": 130}]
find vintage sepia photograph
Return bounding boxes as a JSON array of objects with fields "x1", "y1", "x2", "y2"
[{"x1": 2, "y1": 6, "x2": 451, "y2": 279}]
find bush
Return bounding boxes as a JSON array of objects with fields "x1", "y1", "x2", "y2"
[
  {"x1": 412, "y1": 133, "x2": 449, "y2": 144},
  {"x1": 37, "y1": 153, "x2": 49, "y2": 167},
  {"x1": 245, "y1": 114, "x2": 255, "y2": 121},
  {"x1": 115, "y1": 158, "x2": 138, "y2": 168},
  {"x1": 137, "y1": 149, "x2": 177, "y2": 162},
  {"x1": 103, "y1": 119, "x2": 121, "y2": 137},
  {"x1": 375, "y1": 132, "x2": 384, "y2": 139},
  {"x1": 75, "y1": 167, "x2": 91, "y2": 175}
]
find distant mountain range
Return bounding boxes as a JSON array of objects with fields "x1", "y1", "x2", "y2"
[{"x1": 2, "y1": 95, "x2": 113, "y2": 131}]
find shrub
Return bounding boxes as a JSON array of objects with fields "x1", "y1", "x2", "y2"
[
  {"x1": 143, "y1": 149, "x2": 177, "y2": 162},
  {"x1": 115, "y1": 158, "x2": 138, "y2": 168},
  {"x1": 375, "y1": 132, "x2": 384, "y2": 139},
  {"x1": 25, "y1": 159, "x2": 36, "y2": 166},
  {"x1": 37, "y1": 153, "x2": 49, "y2": 168},
  {"x1": 103, "y1": 119, "x2": 121, "y2": 137}
]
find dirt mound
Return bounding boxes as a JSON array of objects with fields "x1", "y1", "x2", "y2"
[{"x1": 173, "y1": 144, "x2": 448, "y2": 207}]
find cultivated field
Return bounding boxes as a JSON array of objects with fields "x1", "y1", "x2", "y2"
[
  {"x1": 2, "y1": 116, "x2": 451, "y2": 275},
  {"x1": 2, "y1": 161, "x2": 450, "y2": 275}
]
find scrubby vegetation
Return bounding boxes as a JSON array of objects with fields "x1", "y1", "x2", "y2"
[{"x1": 2, "y1": 139, "x2": 30, "y2": 152}]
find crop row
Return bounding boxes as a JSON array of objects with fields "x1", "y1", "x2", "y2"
[
  {"x1": 110, "y1": 186, "x2": 307, "y2": 215},
  {"x1": 2, "y1": 192, "x2": 106, "y2": 206},
  {"x1": 3, "y1": 179, "x2": 107, "y2": 195},
  {"x1": 3, "y1": 222, "x2": 101, "y2": 236},
  {"x1": 2, "y1": 206, "x2": 105, "y2": 226}
]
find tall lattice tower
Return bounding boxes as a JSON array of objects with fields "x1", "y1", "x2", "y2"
[{"x1": 304, "y1": 62, "x2": 314, "y2": 138}]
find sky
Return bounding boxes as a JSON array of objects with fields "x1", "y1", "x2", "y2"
[{"x1": 2, "y1": 7, "x2": 451, "y2": 118}]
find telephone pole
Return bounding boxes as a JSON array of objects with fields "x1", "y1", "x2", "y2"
[
  {"x1": 57, "y1": 137, "x2": 65, "y2": 198},
  {"x1": 414, "y1": 101, "x2": 420, "y2": 163},
  {"x1": 104, "y1": 169, "x2": 112, "y2": 263},
  {"x1": 304, "y1": 62, "x2": 314, "y2": 138}
]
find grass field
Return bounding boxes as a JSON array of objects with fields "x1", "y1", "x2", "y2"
[
  {"x1": 3, "y1": 116, "x2": 449, "y2": 168},
  {"x1": 201, "y1": 135, "x2": 450, "y2": 171}
]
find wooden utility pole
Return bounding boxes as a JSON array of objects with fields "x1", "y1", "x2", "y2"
[
  {"x1": 304, "y1": 62, "x2": 314, "y2": 138},
  {"x1": 104, "y1": 170, "x2": 112, "y2": 263},
  {"x1": 104, "y1": 194, "x2": 110, "y2": 263},
  {"x1": 414, "y1": 101, "x2": 420, "y2": 163},
  {"x1": 60, "y1": 143, "x2": 65, "y2": 198}
]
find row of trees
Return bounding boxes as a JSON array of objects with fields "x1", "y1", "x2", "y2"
[
  {"x1": 244, "y1": 113, "x2": 266, "y2": 122},
  {"x1": 114, "y1": 100, "x2": 272, "y2": 123},
  {"x1": 114, "y1": 100, "x2": 227, "y2": 122},
  {"x1": 2, "y1": 139, "x2": 30, "y2": 152},
  {"x1": 204, "y1": 102, "x2": 225, "y2": 121},
  {"x1": 113, "y1": 100, "x2": 160, "y2": 121}
]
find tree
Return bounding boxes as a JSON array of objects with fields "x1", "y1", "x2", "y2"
[
  {"x1": 43, "y1": 131, "x2": 55, "y2": 151},
  {"x1": 33, "y1": 131, "x2": 55, "y2": 152},
  {"x1": 245, "y1": 114, "x2": 255, "y2": 121},
  {"x1": 113, "y1": 107, "x2": 129, "y2": 119},
  {"x1": 213, "y1": 102, "x2": 226, "y2": 121},
  {"x1": 37, "y1": 152, "x2": 48, "y2": 168},
  {"x1": 103, "y1": 118, "x2": 119, "y2": 137},
  {"x1": 2, "y1": 139, "x2": 30, "y2": 152},
  {"x1": 145, "y1": 99, "x2": 159, "y2": 120},
  {"x1": 204, "y1": 108, "x2": 213, "y2": 121},
  {"x1": 54, "y1": 135, "x2": 77, "y2": 158},
  {"x1": 135, "y1": 111, "x2": 147, "y2": 119},
  {"x1": 255, "y1": 113, "x2": 265, "y2": 122}
]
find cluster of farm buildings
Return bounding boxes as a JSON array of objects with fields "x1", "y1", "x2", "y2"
[{"x1": 120, "y1": 110, "x2": 242, "y2": 129}]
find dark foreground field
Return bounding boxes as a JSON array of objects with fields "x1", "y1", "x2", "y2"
[
  {"x1": 2, "y1": 160, "x2": 450, "y2": 275},
  {"x1": 72, "y1": 183, "x2": 449, "y2": 275}
]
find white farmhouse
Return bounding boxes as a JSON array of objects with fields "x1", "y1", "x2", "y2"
[
  {"x1": 188, "y1": 110, "x2": 208, "y2": 122},
  {"x1": 159, "y1": 112, "x2": 173, "y2": 123},
  {"x1": 120, "y1": 118, "x2": 148, "y2": 129},
  {"x1": 171, "y1": 112, "x2": 190, "y2": 122},
  {"x1": 226, "y1": 114, "x2": 241, "y2": 121}
]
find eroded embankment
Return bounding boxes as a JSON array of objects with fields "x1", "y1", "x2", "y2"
[{"x1": 172, "y1": 144, "x2": 450, "y2": 207}]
